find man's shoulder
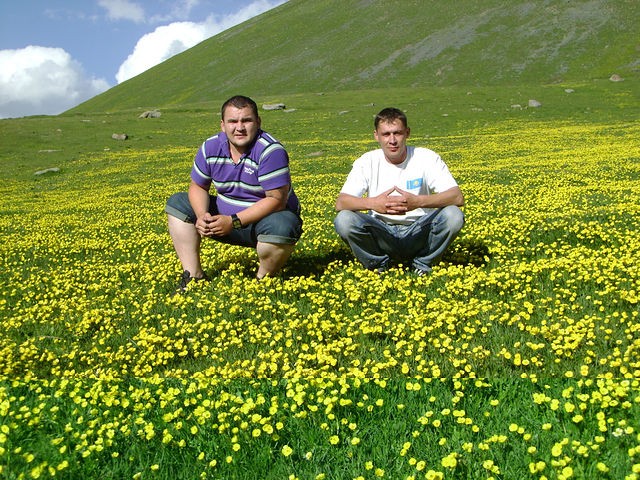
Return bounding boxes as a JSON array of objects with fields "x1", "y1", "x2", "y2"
[
  {"x1": 354, "y1": 148, "x2": 384, "y2": 164},
  {"x1": 254, "y1": 130, "x2": 284, "y2": 150},
  {"x1": 407, "y1": 146, "x2": 442, "y2": 164},
  {"x1": 253, "y1": 130, "x2": 288, "y2": 161},
  {"x1": 200, "y1": 133, "x2": 227, "y2": 155},
  {"x1": 257, "y1": 129, "x2": 281, "y2": 143},
  {"x1": 408, "y1": 146, "x2": 438, "y2": 157}
]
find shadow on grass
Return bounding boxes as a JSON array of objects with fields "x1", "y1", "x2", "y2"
[
  {"x1": 200, "y1": 238, "x2": 490, "y2": 281},
  {"x1": 441, "y1": 238, "x2": 491, "y2": 267},
  {"x1": 283, "y1": 238, "x2": 491, "y2": 278},
  {"x1": 283, "y1": 248, "x2": 353, "y2": 277}
]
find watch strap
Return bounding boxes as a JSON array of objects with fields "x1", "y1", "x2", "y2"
[{"x1": 231, "y1": 214, "x2": 242, "y2": 229}]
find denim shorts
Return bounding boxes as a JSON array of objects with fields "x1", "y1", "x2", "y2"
[{"x1": 165, "y1": 192, "x2": 302, "y2": 247}]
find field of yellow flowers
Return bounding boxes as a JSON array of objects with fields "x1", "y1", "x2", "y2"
[{"x1": 1, "y1": 89, "x2": 639, "y2": 479}]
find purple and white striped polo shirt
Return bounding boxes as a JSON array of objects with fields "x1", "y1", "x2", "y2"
[{"x1": 190, "y1": 130, "x2": 299, "y2": 216}]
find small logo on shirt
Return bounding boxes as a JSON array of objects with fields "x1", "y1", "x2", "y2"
[
  {"x1": 406, "y1": 178, "x2": 423, "y2": 189},
  {"x1": 244, "y1": 166, "x2": 255, "y2": 175}
]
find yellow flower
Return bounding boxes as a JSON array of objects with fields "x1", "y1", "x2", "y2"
[
  {"x1": 529, "y1": 461, "x2": 546, "y2": 473},
  {"x1": 441, "y1": 453, "x2": 458, "y2": 468},
  {"x1": 425, "y1": 471, "x2": 443, "y2": 480},
  {"x1": 561, "y1": 466, "x2": 573, "y2": 478},
  {"x1": 281, "y1": 445, "x2": 293, "y2": 457}
]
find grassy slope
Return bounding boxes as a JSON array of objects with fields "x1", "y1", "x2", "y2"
[{"x1": 66, "y1": 0, "x2": 639, "y2": 115}]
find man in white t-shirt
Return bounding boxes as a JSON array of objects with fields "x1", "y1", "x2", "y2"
[{"x1": 334, "y1": 107, "x2": 465, "y2": 275}]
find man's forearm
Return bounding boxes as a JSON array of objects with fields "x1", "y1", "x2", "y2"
[
  {"x1": 335, "y1": 193, "x2": 371, "y2": 212},
  {"x1": 188, "y1": 182, "x2": 211, "y2": 218},
  {"x1": 235, "y1": 196, "x2": 283, "y2": 226},
  {"x1": 416, "y1": 186, "x2": 464, "y2": 209},
  {"x1": 235, "y1": 184, "x2": 290, "y2": 226}
]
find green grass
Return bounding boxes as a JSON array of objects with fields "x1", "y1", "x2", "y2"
[
  {"x1": 1, "y1": 0, "x2": 640, "y2": 474},
  {"x1": 2, "y1": 81, "x2": 640, "y2": 478}
]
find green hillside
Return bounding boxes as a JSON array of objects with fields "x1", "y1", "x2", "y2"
[{"x1": 67, "y1": 0, "x2": 639, "y2": 114}]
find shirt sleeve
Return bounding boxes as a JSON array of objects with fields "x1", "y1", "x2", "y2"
[
  {"x1": 426, "y1": 151, "x2": 458, "y2": 193},
  {"x1": 340, "y1": 155, "x2": 370, "y2": 197},
  {"x1": 257, "y1": 143, "x2": 291, "y2": 191},
  {"x1": 190, "y1": 141, "x2": 212, "y2": 189}
]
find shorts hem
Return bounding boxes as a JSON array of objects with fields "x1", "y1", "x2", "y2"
[
  {"x1": 257, "y1": 234, "x2": 299, "y2": 245},
  {"x1": 165, "y1": 205, "x2": 192, "y2": 223}
]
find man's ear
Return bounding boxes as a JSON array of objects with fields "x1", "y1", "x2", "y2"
[{"x1": 406, "y1": 127, "x2": 411, "y2": 138}]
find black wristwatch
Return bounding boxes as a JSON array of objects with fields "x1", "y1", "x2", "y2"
[{"x1": 231, "y1": 214, "x2": 242, "y2": 229}]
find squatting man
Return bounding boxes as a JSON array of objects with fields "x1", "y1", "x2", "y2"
[
  {"x1": 334, "y1": 107, "x2": 465, "y2": 275},
  {"x1": 165, "y1": 95, "x2": 302, "y2": 291}
]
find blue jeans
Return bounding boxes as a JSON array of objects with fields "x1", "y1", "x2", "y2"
[
  {"x1": 165, "y1": 192, "x2": 302, "y2": 247},
  {"x1": 333, "y1": 206, "x2": 464, "y2": 272}
]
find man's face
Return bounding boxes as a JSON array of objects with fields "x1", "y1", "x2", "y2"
[
  {"x1": 221, "y1": 105, "x2": 261, "y2": 153},
  {"x1": 374, "y1": 119, "x2": 410, "y2": 164}
]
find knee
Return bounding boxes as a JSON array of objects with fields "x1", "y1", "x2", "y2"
[
  {"x1": 256, "y1": 211, "x2": 302, "y2": 243},
  {"x1": 440, "y1": 206, "x2": 465, "y2": 234},
  {"x1": 334, "y1": 210, "x2": 359, "y2": 236}
]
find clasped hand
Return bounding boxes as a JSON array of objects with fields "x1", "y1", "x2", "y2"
[
  {"x1": 371, "y1": 187, "x2": 417, "y2": 215},
  {"x1": 196, "y1": 213, "x2": 232, "y2": 237}
]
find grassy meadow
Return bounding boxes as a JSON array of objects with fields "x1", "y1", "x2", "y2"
[{"x1": 1, "y1": 83, "x2": 639, "y2": 479}]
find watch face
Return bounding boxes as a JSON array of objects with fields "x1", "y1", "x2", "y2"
[{"x1": 232, "y1": 215, "x2": 242, "y2": 229}]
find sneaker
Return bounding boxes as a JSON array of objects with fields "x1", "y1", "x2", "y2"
[
  {"x1": 176, "y1": 270, "x2": 209, "y2": 293},
  {"x1": 413, "y1": 267, "x2": 430, "y2": 277}
]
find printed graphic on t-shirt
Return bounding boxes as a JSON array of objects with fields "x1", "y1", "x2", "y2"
[{"x1": 406, "y1": 178, "x2": 423, "y2": 190}]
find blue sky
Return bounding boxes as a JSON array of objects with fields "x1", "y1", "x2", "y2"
[{"x1": 0, "y1": 0, "x2": 287, "y2": 119}]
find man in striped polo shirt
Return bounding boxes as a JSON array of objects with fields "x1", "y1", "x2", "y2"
[{"x1": 165, "y1": 95, "x2": 302, "y2": 291}]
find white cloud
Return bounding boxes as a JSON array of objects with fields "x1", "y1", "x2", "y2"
[
  {"x1": 98, "y1": 0, "x2": 145, "y2": 23},
  {"x1": 116, "y1": 0, "x2": 286, "y2": 83},
  {"x1": 0, "y1": 46, "x2": 110, "y2": 119},
  {"x1": 115, "y1": 21, "x2": 211, "y2": 83},
  {"x1": 149, "y1": 0, "x2": 201, "y2": 23}
]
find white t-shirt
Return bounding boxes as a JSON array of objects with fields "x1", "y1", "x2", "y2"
[{"x1": 340, "y1": 146, "x2": 459, "y2": 224}]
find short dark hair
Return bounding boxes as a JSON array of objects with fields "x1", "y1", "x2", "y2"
[
  {"x1": 221, "y1": 95, "x2": 259, "y2": 120},
  {"x1": 374, "y1": 107, "x2": 408, "y2": 129}
]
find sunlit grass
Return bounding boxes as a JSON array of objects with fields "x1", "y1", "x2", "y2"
[{"x1": 1, "y1": 107, "x2": 639, "y2": 478}]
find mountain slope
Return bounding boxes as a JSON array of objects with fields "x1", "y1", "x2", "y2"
[{"x1": 68, "y1": 0, "x2": 639, "y2": 114}]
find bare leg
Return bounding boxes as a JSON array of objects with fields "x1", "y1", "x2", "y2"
[
  {"x1": 167, "y1": 215, "x2": 205, "y2": 278},
  {"x1": 255, "y1": 242, "x2": 295, "y2": 279}
]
